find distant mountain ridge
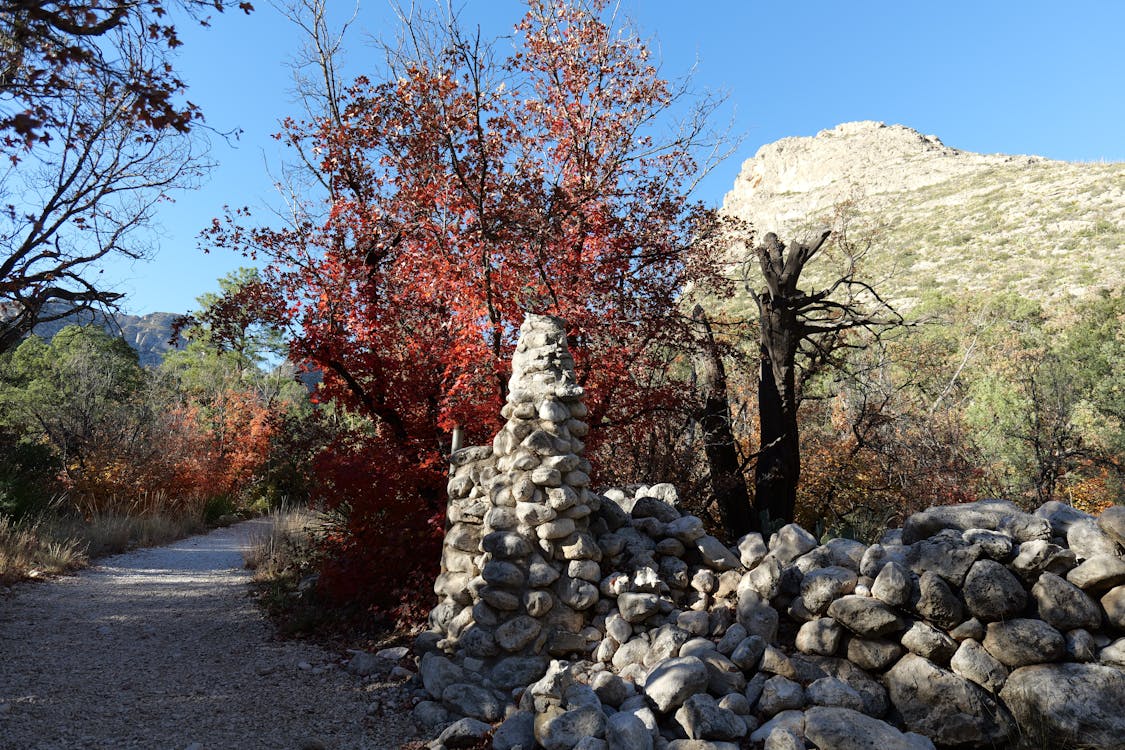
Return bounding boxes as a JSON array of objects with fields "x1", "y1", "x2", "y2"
[
  {"x1": 720, "y1": 121, "x2": 1125, "y2": 308},
  {"x1": 30, "y1": 304, "x2": 182, "y2": 367}
]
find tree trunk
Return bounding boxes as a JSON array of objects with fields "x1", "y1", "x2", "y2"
[
  {"x1": 693, "y1": 306, "x2": 754, "y2": 539},
  {"x1": 755, "y1": 297, "x2": 801, "y2": 527}
]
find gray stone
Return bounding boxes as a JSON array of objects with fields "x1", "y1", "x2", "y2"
[
  {"x1": 884, "y1": 653, "x2": 1015, "y2": 747},
  {"x1": 903, "y1": 499, "x2": 1049, "y2": 544},
  {"x1": 1101, "y1": 584, "x2": 1125, "y2": 629},
  {"x1": 982, "y1": 618, "x2": 1065, "y2": 667},
  {"x1": 437, "y1": 718, "x2": 494, "y2": 748},
  {"x1": 797, "y1": 655, "x2": 889, "y2": 717},
  {"x1": 800, "y1": 566, "x2": 858, "y2": 615},
  {"x1": 1000, "y1": 663, "x2": 1125, "y2": 750},
  {"x1": 678, "y1": 610, "x2": 711, "y2": 636},
  {"x1": 949, "y1": 639, "x2": 1008, "y2": 693},
  {"x1": 736, "y1": 589, "x2": 779, "y2": 641},
  {"x1": 1067, "y1": 517, "x2": 1120, "y2": 561},
  {"x1": 618, "y1": 592, "x2": 661, "y2": 623},
  {"x1": 860, "y1": 543, "x2": 909, "y2": 579},
  {"x1": 823, "y1": 537, "x2": 868, "y2": 571},
  {"x1": 948, "y1": 617, "x2": 985, "y2": 642},
  {"x1": 412, "y1": 700, "x2": 451, "y2": 730},
  {"x1": 715, "y1": 622, "x2": 748, "y2": 656},
  {"x1": 718, "y1": 693, "x2": 750, "y2": 715},
  {"x1": 805, "y1": 677, "x2": 865, "y2": 712},
  {"x1": 534, "y1": 706, "x2": 607, "y2": 750},
  {"x1": 496, "y1": 615, "x2": 542, "y2": 652},
  {"x1": 758, "y1": 675, "x2": 805, "y2": 717},
  {"x1": 1065, "y1": 628, "x2": 1098, "y2": 662},
  {"x1": 804, "y1": 707, "x2": 936, "y2": 750},
  {"x1": 962, "y1": 559, "x2": 1026, "y2": 622},
  {"x1": 557, "y1": 576, "x2": 599, "y2": 611},
  {"x1": 1011, "y1": 539, "x2": 1077, "y2": 581},
  {"x1": 1031, "y1": 571, "x2": 1102, "y2": 631},
  {"x1": 871, "y1": 560, "x2": 913, "y2": 609},
  {"x1": 961, "y1": 528, "x2": 1015, "y2": 561},
  {"x1": 749, "y1": 711, "x2": 805, "y2": 743},
  {"x1": 700, "y1": 650, "x2": 747, "y2": 696},
  {"x1": 763, "y1": 727, "x2": 804, "y2": 750},
  {"x1": 904, "y1": 533, "x2": 981, "y2": 586},
  {"x1": 736, "y1": 532, "x2": 768, "y2": 568},
  {"x1": 643, "y1": 656, "x2": 709, "y2": 713},
  {"x1": 442, "y1": 683, "x2": 504, "y2": 722},
  {"x1": 730, "y1": 635, "x2": 766, "y2": 672},
  {"x1": 529, "y1": 559, "x2": 561, "y2": 587},
  {"x1": 845, "y1": 637, "x2": 903, "y2": 672},
  {"x1": 590, "y1": 671, "x2": 631, "y2": 708},
  {"x1": 632, "y1": 496, "x2": 681, "y2": 523},
  {"x1": 665, "y1": 515, "x2": 705, "y2": 542},
  {"x1": 492, "y1": 656, "x2": 548, "y2": 690},
  {"x1": 696, "y1": 535, "x2": 742, "y2": 571},
  {"x1": 665, "y1": 741, "x2": 741, "y2": 750},
  {"x1": 1097, "y1": 505, "x2": 1125, "y2": 548},
  {"x1": 573, "y1": 738, "x2": 607, "y2": 750},
  {"x1": 769, "y1": 524, "x2": 818, "y2": 564},
  {"x1": 605, "y1": 711, "x2": 654, "y2": 750},
  {"x1": 1034, "y1": 500, "x2": 1092, "y2": 537},
  {"x1": 795, "y1": 617, "x2": 843, "y2": 656},
  {"x1": 420, "y1": 652, "x2": 465, "y2": 700},
  {"x1": 900, "y1": 620, "x2": 957, "y2": 664},
  {"x1": 915, "y1": 570, "x2": 963, "y2": 630},
  {"x1": 827, "y1": 595, "x2": 905, "y2": 638},
  {"x1": 1067, "y1": 554, "x2": 1125, "y2": 592},
  {"x1": 482, "y1": 530, "x2": 533, "y2": 558},
  {"x1": 674, "y1": 693, "x2": 747, "y2": 741},
  {"x1": 646, "y1": 624, "x2": 693, "y2": 667},
  {"x1": 1101, "y1": 636, "x2": 1125, "y2": 667},
  {"x1": 611, "y1": 637, "x2": 649, "y2": 672}
]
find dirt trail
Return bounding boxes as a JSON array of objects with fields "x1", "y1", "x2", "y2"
[{"x1": 0, "y1": 520, "x2": 417, "y2": 749}]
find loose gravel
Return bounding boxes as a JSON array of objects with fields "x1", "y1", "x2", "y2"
[{"x1": 0, "y1": 520, "x2": 420, "y2": 749}]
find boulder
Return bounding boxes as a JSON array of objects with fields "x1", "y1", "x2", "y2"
[
  {"x1": 696, "y1": 535, "x2": 742, "y2": 571},
  {"x1": 982, "y1": 618, "x2": 1065, "y2": 667},
  {"x1": 437, "y1": 718, "x2": 494, "y2": 749},
  {"x1": 769, "y1": 524, "x2": 818, "y2": 564},
  {"x1": 1097, "y1": 505, "x2": 1125, "y2": 548},
  {"x1": 1067, "y1": 518, "x2": 1120, "y2": 561},
  {"x1": 915, "y1": 571, "x2": 964, "y2": 630},
  {"x1": 871, "y1": 560, "x2": 913, "y2": 609},
  {"x1": 736, "y1": 589, "x2": 780, "y2": 642},
  {"x1": 534, "y1": 706, "x2": 607, "y2": 750},
  {"x1": 949, "y1": 639, "x2": 1008, "y2": 693},
  {"x1": 804, "y1": 706, "x2": 936, "y2": 750},
  {"x1": 441, "y1": 683, "x2": 504, "y2": 722},
  {"x1": 673, "y1": 694, "x2": 747, "y2": 741},
  {"x1": 902, "y1": 499, "x2": 1049, "y2": 544},
  {"x1": 758, "y1": 675, "x2": 805, "y2": 716},
  {"x1": 736, "y1": 532, "x2": 768, "y2": 569},
  {"x1": 1067, "y1": 554, "x2": 1125, "y2": 592},
  {"x1": 605, "y1": 711, "x2": 654, "y2": 750},
  {"x1": 643, "y1": 656, "x2": 709, "y2": 713},
  {"x1": 1101, "y1": 585, "x2": 1125, "y2": 629},
  {"x1": 845, "y1": 637, "x2": 903, "y2": 671},
  {"x1": 800, "y1": 566, "x2": 859, "y2": 614},
  {"x1": 420, "y1": 652, "x2": 465, "y2": 700},
  {"x1": 884, "y1": 654, "x2": 1015, "y2": 747},
  {"x1": 1034, "y1": 500, "x2": 1092, "y2": 537},
  {"x1": 904, "y1": 533, "x2": 981, "y2": 586},
  {"x1": 1031, "y1": 571, "x2": 1102, "y2": 631},
  {"x1": 900, "y1": 620, "x2": 957, "y2": 665},
  {"x1": 795, "y1": 617, "x2": 844, "y2": 656},
  {"x1": 804, "y1": 677, "x2": 865, "y2": 712},
  {"x1": 798, "y1": 655, "x2": 890, "y2": 718},
  {"x1": 827, "y1": 595, "x2": 905, "y2": 638},
  {"x1": 1010, "y1": 539, "x2": 1077, "y2": 581},
  {"x1": 961, "y1": 560, "x2": 1026, "y2": 621},
  {"x1": 617, "y1": 592, "x2": 661, "y2": 623},
  {"x1": 1000, "y1": 663, "x2": 1125, "y2": 750}
]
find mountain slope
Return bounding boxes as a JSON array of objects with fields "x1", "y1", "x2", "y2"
[
  {"x1": 720, "y1": 121, "x2": 1125, "y2": 309},
  {"x1": 29, "y1": 304, "x2": 181, "y2": 367}
]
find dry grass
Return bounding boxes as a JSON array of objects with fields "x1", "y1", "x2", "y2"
[
  {"x1": 0, "y1": 511, "x2": 208, "y2": 585},
  {"x1": 243, "y1": 507, "x2": 323, "y2": 583}
]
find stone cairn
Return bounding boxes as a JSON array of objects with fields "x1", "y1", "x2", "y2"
[{"x1": 414, "y1": 314, "x2": 1125, "y2": 750}]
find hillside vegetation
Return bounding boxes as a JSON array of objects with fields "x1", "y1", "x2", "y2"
[{"x1": 720, "y1": 121, "x2": 1125, "y2": 311}]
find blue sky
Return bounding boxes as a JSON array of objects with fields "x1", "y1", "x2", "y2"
[{"x1": 106, "y1": 1, "x2": 1125, "y2": 315}]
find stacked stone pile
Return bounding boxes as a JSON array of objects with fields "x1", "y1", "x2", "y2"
[{"x1": 415, "y1": 314, "x2": 1125, "y2": 750}]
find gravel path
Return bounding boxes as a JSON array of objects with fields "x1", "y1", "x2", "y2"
[{"x1": 0, "y1": 520, "x2": 420, "y2": 749}]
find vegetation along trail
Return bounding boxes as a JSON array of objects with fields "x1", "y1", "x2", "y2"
[{"x1": 0, "y1": 520, "x2": 416, "y2": 749}]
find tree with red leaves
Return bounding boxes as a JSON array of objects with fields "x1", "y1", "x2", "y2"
[{"x1": 206, "y1": 0, "x2": 733, "y2": 618}]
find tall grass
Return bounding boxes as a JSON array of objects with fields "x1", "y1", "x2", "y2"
[
  {"x1": 243, "y1": 507, "x2": 323, "y2": 582},
  {"x1": 0, "y1": 508, "x2": 208, "y2": 585}
]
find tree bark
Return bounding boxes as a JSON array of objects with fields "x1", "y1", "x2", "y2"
[
  {"x1": 692, "y1": 306, "x2": 754, "y2": 538},
  {"x1": 755, "y1": 295, "x2": 801, "y2": 528}
]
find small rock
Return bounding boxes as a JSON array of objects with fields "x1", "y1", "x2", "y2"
[
  {"x1": 758, "y1": 675, "x2": 805, "y2": 717},
  {"x1": 1031, "y1": 571, "x2": 1102, "y2": 631},
  {"x1": 437, "y1": 718, "x2": 494, "y2": 748},
  {"x1": 900, "y1": 620, "x2": 957, "y2": 665},
  {"x1": 674, "y1": 693, "x2": 747, "y2": 741},
  {"x1": 982, "y1": 619, "x2": 1065, "y2": 667},
  {"x1": 950, "y1": 639, "x2": 1008, "y2": 693},
  {"x1": 643, "y1": 656, "x2": 709, "y2": 713},
  {"x1": 871, "y1": 560, "x2": 913, "y2": 609},
  {"x1": 827, "y1": 595, "x2": 904, "y2": 638},
  {"x1": 961, "y1": 560, "x2": 1026, "y2": 621},
  {"x1": 845, "y1": 637, "x2": 903, "y2": 672},
  {"x1": 914, "y1": 570, "x2": 963, "y2": 630},
  {"x1": 1067, "y1": 554, "x2": 1125, "y2": 592},
  {"x1": 795, "y1": 617, "x2": 843, "y2": 656},
  {"x1": 805, "y1": 677, "x2": 865, "y2": 712}
]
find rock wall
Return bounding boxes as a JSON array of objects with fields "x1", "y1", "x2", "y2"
[{"x1": 415, "y1": 314, "x2": 1125, "y2": 750}]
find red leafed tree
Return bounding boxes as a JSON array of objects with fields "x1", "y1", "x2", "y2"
[{"x1": 206, "y1": 0, "x2": 731, "y2": 617}]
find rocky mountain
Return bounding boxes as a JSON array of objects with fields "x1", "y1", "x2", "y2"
[
  {"x1": 29, "y1": 304, "x2": 182, "y2": 367},
  {"x1": 720, "y1": 121, "x2": 1125, "y2": 310}
]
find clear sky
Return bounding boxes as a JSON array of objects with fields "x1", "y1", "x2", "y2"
[{"x1": 105, "y1": 0, "x2": 1125, "y2": 316}]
